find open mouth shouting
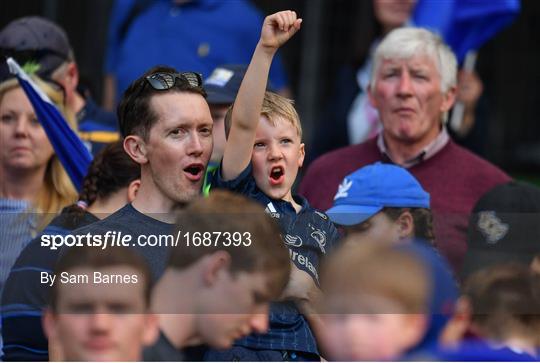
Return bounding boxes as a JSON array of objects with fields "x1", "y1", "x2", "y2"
[
  {"x1": 183, "y1": 163, "x2": 204, "y2": 181},
  {"x1": 269, "y1": 166, "x2": 285, "y2": 186}
]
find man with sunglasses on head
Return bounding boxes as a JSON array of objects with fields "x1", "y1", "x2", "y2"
[
  {"x1": 0, "y1": 66, "x2": 213, "y2": 361},
  {"x1": 68, "y1": 66, "x2": 213, "y2": 279},
  {"x1": 0, "y1": 16, "x2": 118, "y2": 155}
]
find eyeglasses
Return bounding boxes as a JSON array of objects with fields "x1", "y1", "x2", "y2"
[{"x1": 145, "y1": 72, "x2": 202, "y2": 90}]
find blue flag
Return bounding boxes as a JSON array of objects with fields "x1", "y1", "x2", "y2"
[
  {"x1": 412, "y1": 0, "x2": 520, "y2": 63},
  {"x1": 7, "y1": 57, "x2": 92, "y2": 191}
]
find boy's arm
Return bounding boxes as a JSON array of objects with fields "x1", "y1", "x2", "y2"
[{"x1": 221, "y1": 11, "x2": 302, "y2": 181}]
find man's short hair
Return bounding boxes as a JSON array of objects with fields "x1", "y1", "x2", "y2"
[
  {"x1": 170, "y1": 190, "x2": 291, "y2": 299},
  {"x1": 117, "y1": 65, "x2": 207, "y2": 140},
  {"x1": 224, "y1": 91, "x2": 302, "y2": 140},
  {"x1": 50, "y1": 246, "x2": 152, "y2": 311},
  {"x1": 371, "y1": 27, "x2": 457, "y2": 94}
]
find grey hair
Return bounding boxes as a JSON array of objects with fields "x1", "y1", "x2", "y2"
[{"x1": 370, "y1": 27, "x2": 457, "y2": 94}]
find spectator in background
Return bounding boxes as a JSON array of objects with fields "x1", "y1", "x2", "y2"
[
  {"x1": 439, "y1": 264, "x2": 540, "y2": 360},
  {"x1": 204, "y1": 64, "x2": 247, "y2": 167},
  {"x1": 103, "y1": 0, "x2": 289, "y2": 110},
  {"x1": 310, "y1": 0, "x2": 484, "y2": 161},
  {"x1": 299, "y1": 27, "x2": 510, "y2": 272},
  {"x1": 0, "y1": 77, "x2": 77, "y2": 295},
  {"x1": 2, "y1": 141, "x2": 140, "y2": 361},
  {"x1": 327, "y1": 162, "x2": 434, "y2": 246},
  {"x1": 42, "y1": 246, "x2": 158, "y2": 361},
  {"x1": 144, "y1": 191, "x2": 290, "y2": 360},
  {"x1": 201, "y1": 64, "x2": 246, "y2": 195},
  {"x1": 0, "y1": 16, "x2": 119, "y2": 155},
  {"x1": 460, "y1": 181, "x2": 540, "y2": 281}
]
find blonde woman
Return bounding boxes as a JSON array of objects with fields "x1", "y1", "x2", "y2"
[{"x1": 0, "y1": 76, "x2": 78, "y2": 293}]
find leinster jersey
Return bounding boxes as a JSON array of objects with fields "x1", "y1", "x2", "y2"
[{"x1": 212, "y1": 164, "x2": 339, "y2": 354}]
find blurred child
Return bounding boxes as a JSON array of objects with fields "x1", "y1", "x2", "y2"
[
  {"x1": 320, "y1": 240, "x2": 429, "y2": 361},
  {"x1": 441, "y1": 263, "x2": 540, "y2": 360},
  {"x1": 321, "y1": 235, "x2": 458, "y2": 360},
  {"x1": 43, "y1": 246, "x2": 158, "y2": 361}
]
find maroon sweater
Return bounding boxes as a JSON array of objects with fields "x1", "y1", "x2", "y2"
[{"x1": 299, "y1": 138, "x2": 511, "y2": 271}]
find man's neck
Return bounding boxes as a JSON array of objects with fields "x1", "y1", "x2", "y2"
[
  {"x1": 131, "y1": 174, "x2": 176, "y2": 221},
  {"x1": 152, "y1": 270, "x2": 201, "y2": 348},
  {"x1": 382, "y1": 128, "x2": 442, "y2": 166}
]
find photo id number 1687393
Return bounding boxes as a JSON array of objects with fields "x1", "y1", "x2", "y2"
[{"x1": 182, "y1": 231, "x2": 252, "y2": 247}]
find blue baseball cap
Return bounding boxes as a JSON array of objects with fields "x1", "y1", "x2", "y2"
[
  {"x1": 326, "y1": 162, "x2": 430, "y2": 226},
  {"x1": 204, "y1": 64, "x2": 247, "y2": 105}
]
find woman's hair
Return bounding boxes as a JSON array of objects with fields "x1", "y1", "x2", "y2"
[
  {"x1": 0, "y1": 77, "x2": 78, "y2": 230},
  {"x1": 71, "y1": 141, "x2": 140, "y2": 211},
  {"x1": 382, "y1": 207, "x2": 435, "y2": 245}
]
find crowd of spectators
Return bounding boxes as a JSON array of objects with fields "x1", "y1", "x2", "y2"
[{"x1": 0, "y1": 1, "x2": 538, "y2": 361}]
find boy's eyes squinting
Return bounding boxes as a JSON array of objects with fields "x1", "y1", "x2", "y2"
[{"x1": 254, "y1": 142, "x2": 266, "y2": 148}]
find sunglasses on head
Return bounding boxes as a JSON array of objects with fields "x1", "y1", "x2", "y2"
[{"x1": 145, "y1": 72, "x2": 202, "y2": 90}]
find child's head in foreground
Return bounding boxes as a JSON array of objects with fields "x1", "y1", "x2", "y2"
[
  {"x1": 225, "y1": 91, "x2": 304, "y2": 201},
  {"x1": 320, "y1": 239, "x2": 430, "y2": 361}
]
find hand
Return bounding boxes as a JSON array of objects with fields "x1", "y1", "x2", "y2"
[
  {"x1": 280, "y1": 263, "x2": 319, "y2": 305},
  {"x1": 457, "y1": 70, "x2": 483, "y2": 110},
  {"x1": 259, "y1": 10, "x2": 302, "y2": 52}
]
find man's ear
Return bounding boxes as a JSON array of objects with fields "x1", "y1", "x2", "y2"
[
  {"x1": 127, "y1": 179, "x2": 141, "y2": 202},
  {"x1": 142, "y1": 313, "x2": 160, "y2": 347},
  {"x1": 367, "y1": 83, "x2": 378, "y2": 108},
  {"x1": 43, "y1": 309, "x2": 65, "y2": 361},
  {"x1": 400, "y1": 314, "x2": 428, "y2": 350},
  {"x1": 124, "y1": 135, "x2": 148, "y2": 164},
  {"x1": 441, "y1": 86, "x2": 457, "y2": 113},
  {"x1": 42, "y1": 308, "x2": 57, "y2": 340},
  {"x1": 202, "y1": 251, "x2": 232, "y2": 287},
  {"x1": 396, "y1": 210, "x2": 414, "y2": 239},
  {"x1": 297, "y1": 143, "x2": 305, "y2": 168},
  {"x1": 65, "y1": 62, "x2": 79, "y2": 92}
]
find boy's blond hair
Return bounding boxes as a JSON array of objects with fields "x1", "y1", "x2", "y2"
[
  {"x1": 321, "y1": 239, "x2": 429, "y2": 313},
  {"x1": 225, "y1": 91, "x2": 302, "y2": 139}
]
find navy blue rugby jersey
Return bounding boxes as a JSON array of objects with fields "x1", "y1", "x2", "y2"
[{"x1": 212, "y1": 164, "x2": 340, "y2": 354}]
